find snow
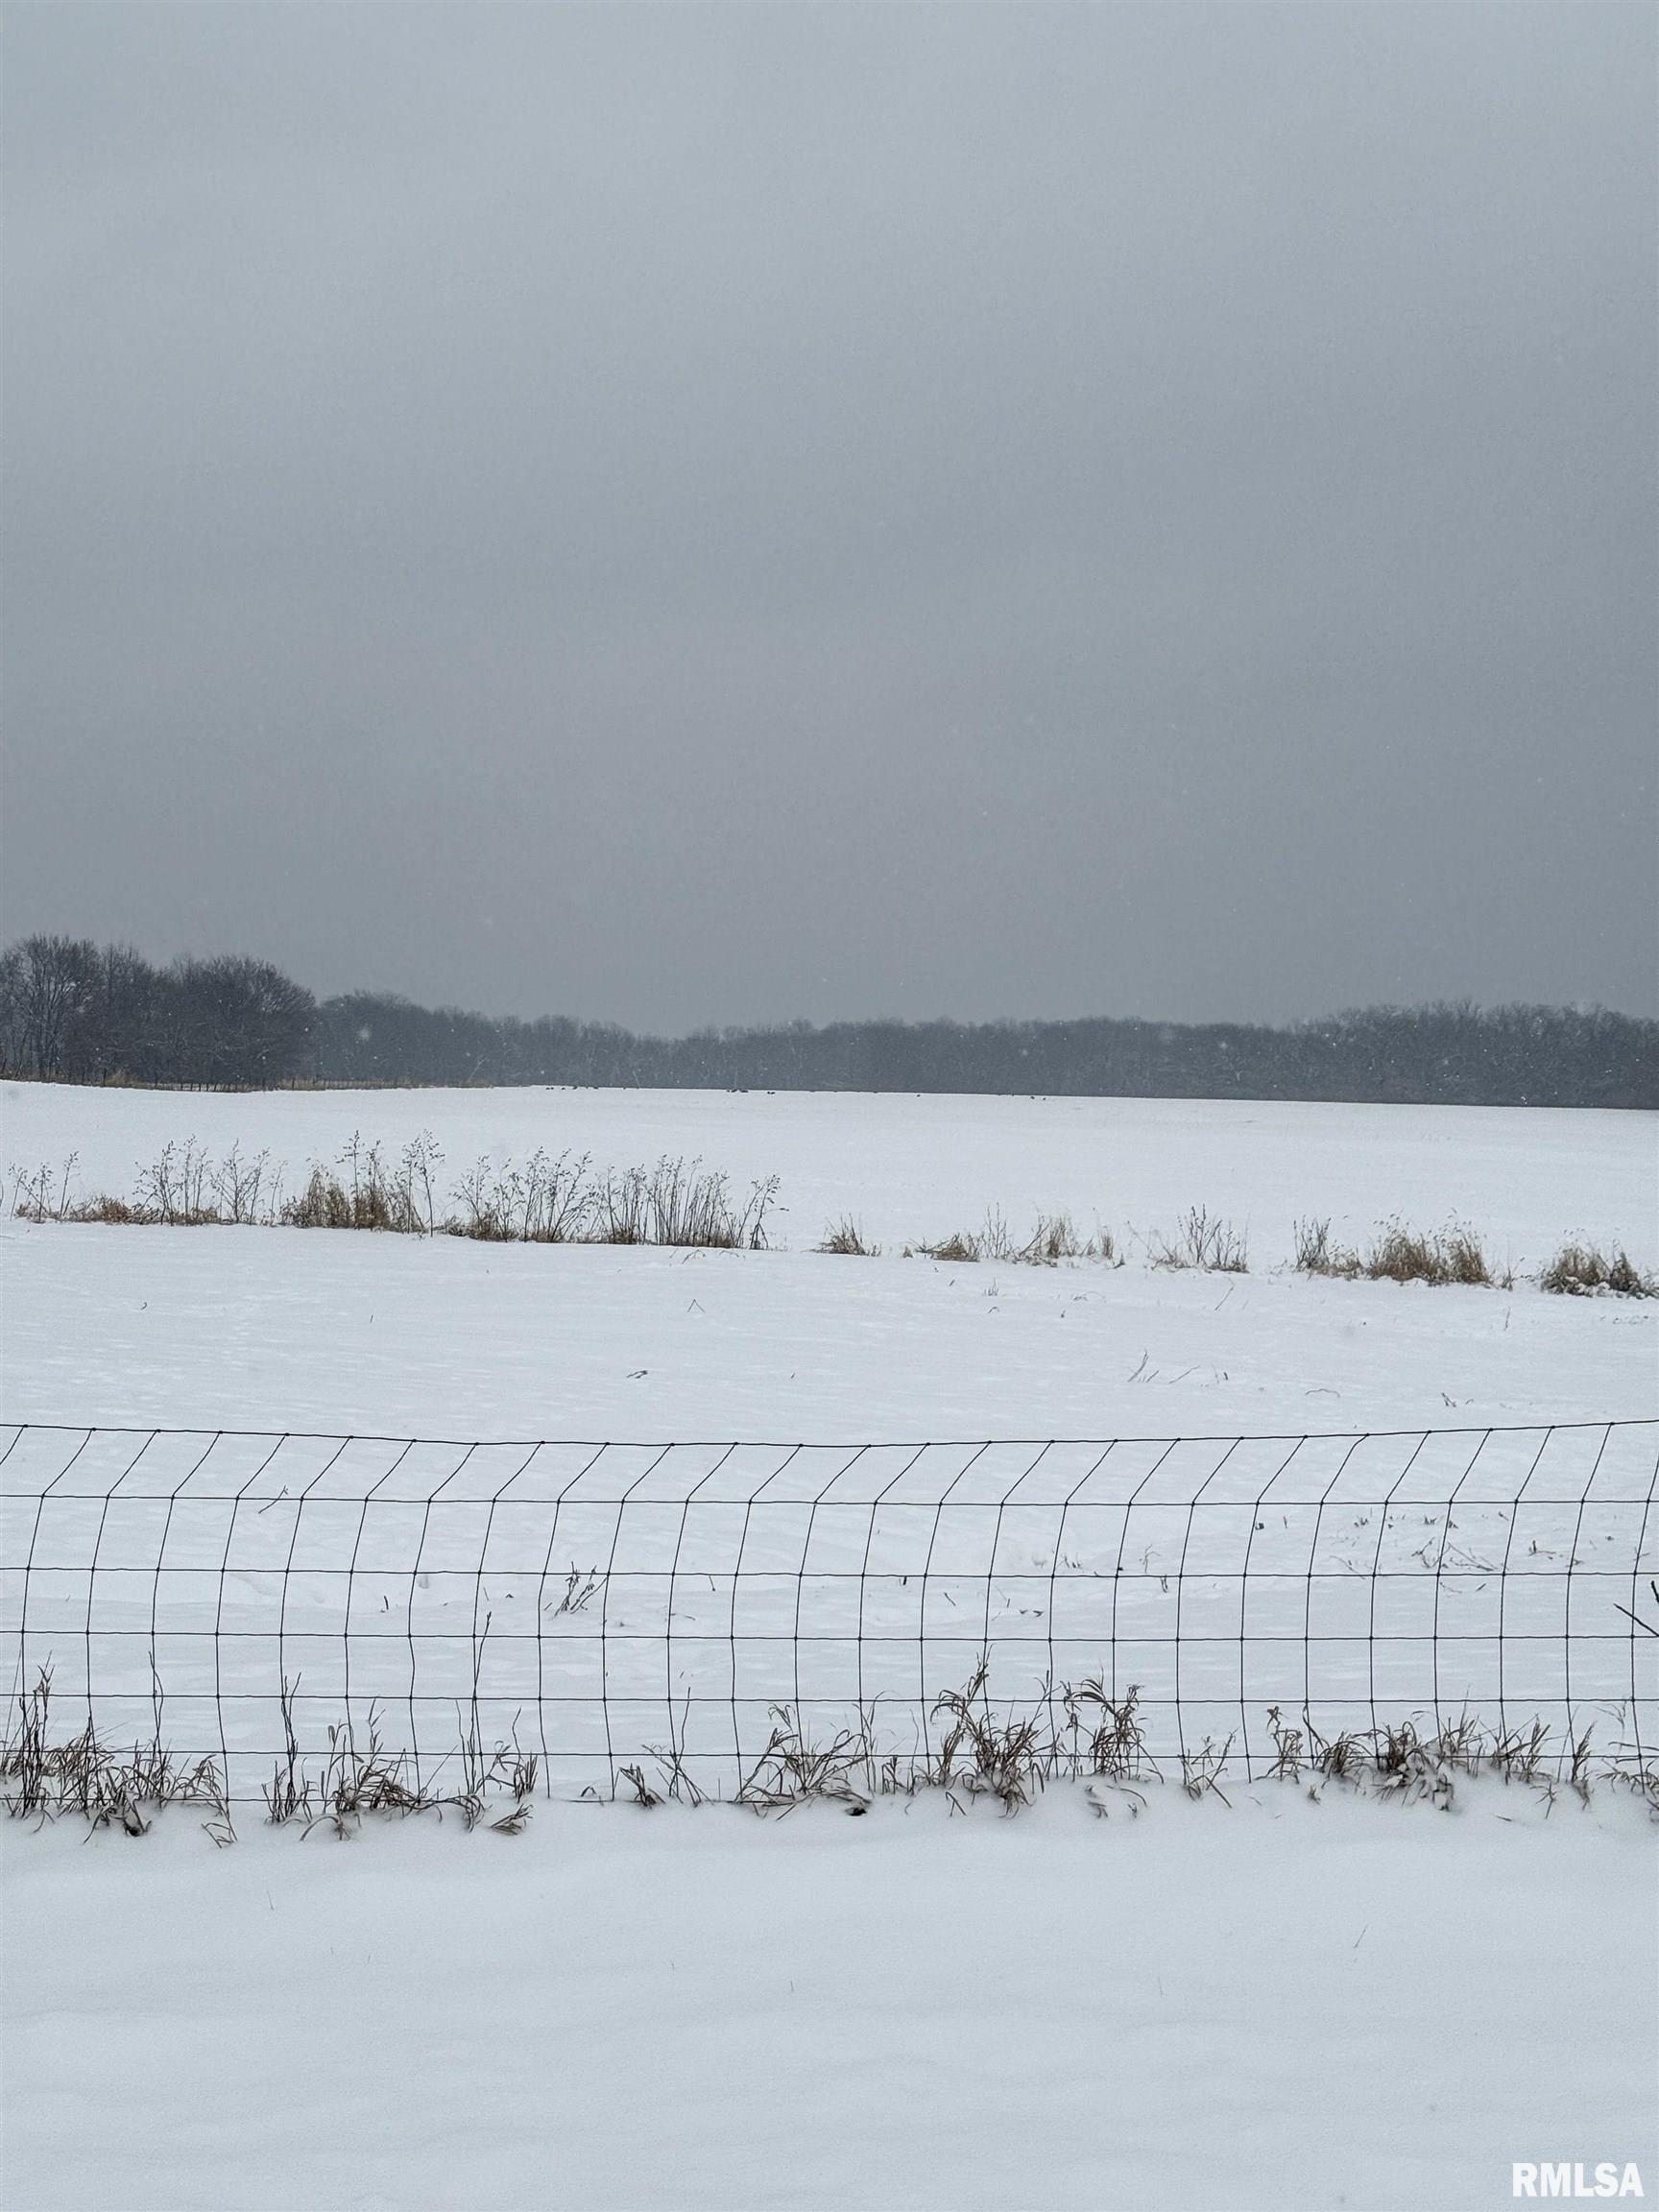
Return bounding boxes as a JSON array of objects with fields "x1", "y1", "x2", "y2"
[
  {"x1": 1, "y1": 1084, "x2": 1654, "y2": 1439},
  {"x1": 6, "y1": 1080, "x2": 1652, "y2": 1274},
  {"x1": 2, "y1": 1786, "x2": 1654, "y2": 2212},
  {"x1": 5, "y1": 1218, "x2": 1653, "y2": 1443},
  {"x1": 2, "y1": 1083, "x2": 1655, "y2": 2212}
]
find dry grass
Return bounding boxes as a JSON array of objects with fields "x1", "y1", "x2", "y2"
[
  {"x1": 11, "y1": 1148, "x2": 1644, "y2": 1298},
  {"x1": 283, "y1": 1632, "x2": 543, "y2": 1838},
  {"x1": 908, "y1": 1210, "x2": 1113, "y2": 1267},
  {"x1": 1292, "y1": 1216, "x2": 1364, "y2": 1278},
  {"x1": 1267, "y1": 1703, "x2": 1623, "y2": 1814},
  {"x1": 736, "y1": 1705, "x2": 883, "y2": 1812},
  {"x1": 0, "y1": 1668, "x2": 538, "y2": 1843},
  {"x1": 1149, "y1": 1206, "x2": 1249, "y2": 1273},
  {"x1": 1058, "y1": 1678, "x2": 1157, "y2": 1814},
  {"x1": 1294, "y1": 1215, "x2": 1514, "y2": 1288},
  {"x1": 11, "y1": 1141, "x2": 260, "y2": 1229},
  {"x1": 1179, "y1": 1735, "x2": 1236, "y2": 1804},
  {"x1": 818, "y1": 1218, "x2": 879, "y2": 1256},
  {"x1": 917, "y1": 1227, "x2": 984, "y2": 1262},
  {"x1": 592, "y1": 1158, "x2": 779, "y2": 1250},
  {"x1": 7, "y1": 1661, "x2": 1652, "y2": 1836},
  {"x1": 12, "y1": 1141, "x2": 777, "y2": 1253},
  {"x1": 622, "y1": 1733, "x2": 708, "y2": 1809},
  {"x1": 278, "y1": 1134, "x2": 440, "y2": 1234},
  {"x1": 9, "y1": 1157, "x2": 79, "y2": 1222},
  {"x1": 1363, "y1": 1220, "x2": 1510, "y2": 1288},
  {"x1": 1540, "y1": 1241, "x2": 1657, "y2": 1298},
  {"x1": 1014, "y1": 1212, "x2": 1087, "y2": 1264},
  {"x1": 1063, "y1": 1678, "x2": 1157, "y2": 1782},
  {"x1": 930, "y1": 1658, "x2": 1055, "y2": 1810},
  {"x1": 450, "y1": 1146, "x2": 591, "y2": 1242},
  {"x1": 713, "y1": 1673, "x2": 1655, "y2": 1820},
  {"x1": 1, "y1": 1668, "x2": 232, "y2": 1843},
  {"x1": 273, "y1": 1705, "x2": 539, "y2": 1839}
]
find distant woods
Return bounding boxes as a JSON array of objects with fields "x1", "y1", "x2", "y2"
[
  {"x1": 1, "y1": 935, "x2": 1653, "y2": 1107},
  {"x1": 1, "y1": 939, "x2": 312, "y2": 1091}
]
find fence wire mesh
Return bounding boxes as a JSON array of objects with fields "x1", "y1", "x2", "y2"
[{"x1": 3, "y1": 1422, "x2": 1655, "y2": 1807}]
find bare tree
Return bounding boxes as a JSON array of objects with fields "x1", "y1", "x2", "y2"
[
  {"x1": 5, "y1": 936, "x2": 99, "y2": 1077},
  {"x1": 165, "y1": 956, "x2": 315, "y2": 1086}
]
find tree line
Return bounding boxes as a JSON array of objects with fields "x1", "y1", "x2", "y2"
[
  {"x1": 1, "y1": 939, "x2": 313, "y2": 1090},
  {"x1": 2, "y1": 935, "x2": 1653, "y2": 1107}
]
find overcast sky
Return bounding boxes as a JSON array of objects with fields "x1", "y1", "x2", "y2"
[{"x1": 3, "y1": 4, "x2": 1653, "y2": 1030}]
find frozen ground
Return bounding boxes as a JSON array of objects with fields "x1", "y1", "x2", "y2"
[{"x1": 2, "y1": 1084, "x2": 1655, "y2": 2212}]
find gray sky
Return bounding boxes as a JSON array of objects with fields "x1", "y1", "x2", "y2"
[{"x1": 3, "y1": 3, "x2": 1654, "y2": 1028}]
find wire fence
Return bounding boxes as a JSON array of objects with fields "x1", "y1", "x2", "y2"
[{"x1": 3, "y1": 1421, "x2": 1655, "y2": 1808}]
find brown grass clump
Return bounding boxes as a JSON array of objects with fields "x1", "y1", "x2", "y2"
[
  {"x1": 908, "y1": 1211, "x2": 1112, "y2": 1266},
  {"x1": 1, "y1": 1668, "x2": 233, "y2": 1843},
  {"x1": 1363, "y1": 1220, "x2": 1509, "y2": 1288},
  {"x1": 1363, "y1": 1224, "x2": 1447, "y2": 1285},
  {"x1": 930, "y1": 1659, "x2": 1052, "y2": 1810},
  {"x1": 73, "y1": 1195, "x2": 150, "y2": 1225},
  {"x1": 918, "y1": 1228, "x2": 982, "y2": 1262},
  {"x1": 1063, "y1": 1679, "x2": 1158, "y2": 1803},
  {"x1": 279, "y1": 1134, "x2": 437, "y2": 1234},
  {"x1": 1539, "y1": 1241, "x2": 1656, "y2": 1298},
  {"x1": 1292, "y1": 1216, "x2": 1363, "y2": 1278},
  {"x1": 736, "y1": 1705, "x2": 879, "y2": 1811},
  {"x1": 818, "y1": 1218, "x2": 879, "y2": 1256},
  {"x1": 1296, "y1": 1216, "x2": 1513, "y2": 1288},
  {"x1": 1014, "y1": 1212, "x2": 1086, "y2": 1264}
]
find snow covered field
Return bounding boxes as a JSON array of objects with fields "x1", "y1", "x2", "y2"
[
  {"x1": 7, "y1": 1078, "x2": 1652, "y2": 1271},
  {"x1": 3, "y1": 1787, "x2": 1654, "y2": 2212},
  {"x1": 2, "y1": 1083, "x2": 1655, "y2": 2212},
  {"x1": 2, "y1": 1081, "x2": 1654, "y2": 1437}
]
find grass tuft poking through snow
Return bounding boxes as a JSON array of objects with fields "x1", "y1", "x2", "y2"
[
  {"x1": 1149, "y1": 1204, "x2": 1249, "y2": 1273},
  {"x1": 908, "y1": 1210, "x2": 1111, "y2": 1266},
  {"x1": 1294, "y1": 1214, "x2": 1515, "y2": 1288},
  {"x1": 0, "y1": 1667, "x2": 234, "y2": 1844},
  {"x1": 817, "y1": 1217, "x2": 880, "y2": 1256},
  {"x1": 11, "y1": 1659, "x2": 1653, "y2": 1842},
  {"x1": 1540, "y1": 1240, "x2": 1657, "y2": 1299},
  {"x1": 11, "y1": 1139, "x2": 781, "y2": 1252},
  {"x1": 10, "y1": 1135, "x2": 1652, "y2": 1297}
]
